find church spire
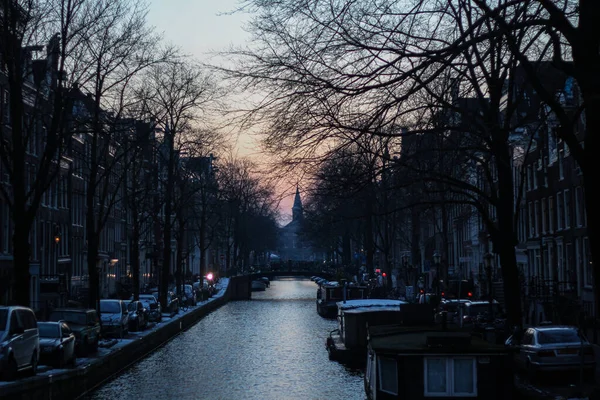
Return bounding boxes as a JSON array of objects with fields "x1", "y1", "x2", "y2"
[{"x1": 292, "y1": 185, "x2": 303, "y2": 222}]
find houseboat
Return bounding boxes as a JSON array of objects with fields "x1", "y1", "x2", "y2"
[
  {"x1": 364, "y1": 324, "x2": 514, "y2": 400},
  {"x1": 316, "y1": 281, "x2": 368, "y2": 318},
  {"x1": 326, "y1": 299, "x2": 430, "y2": 365}
]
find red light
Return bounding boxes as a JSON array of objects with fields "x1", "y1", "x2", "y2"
[
  {"x1": 382, "y1": 272, "x2": 386, "y2": 277},
  {"x1": 467, "y1": 291, "x2": 473, "y2": 297},
  {"x1": 207, "y1": 273, "x2": 214, "y2": 281},
  {"x1": 420, "y1": 289, "x2": 424, "y2": 294},
  {"x1": 375, "y1": 269, "x2": 381, "y2": 273},
  {"x1": 441, "y1": 292, "x2": 445, "y2": 297}
]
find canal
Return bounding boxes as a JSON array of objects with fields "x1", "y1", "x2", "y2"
[{"x1": 86, "y1": 278, "x2": 365, "y2": 400}]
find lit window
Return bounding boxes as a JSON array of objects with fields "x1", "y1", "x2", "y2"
[{"x1": 424, "y1": 357, "x2": 477, "y2": 397}]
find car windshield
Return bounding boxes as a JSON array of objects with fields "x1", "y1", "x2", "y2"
[
  {"x1": 537, "y1": 329, "x2": 582, "y2": 344},
  {"x1": 38, "y1": 323, "x2": 60, "y2": 338},
  {"x1": 50, "y1": 311, "x2": 87, "y2": 325},
  {"x1": 127, "y1": 302, "x2": 137, "y2": 312},
  {"x1": 443, "y1": 303, "x2": 459, "y2": 312},
  {"x1": 0, "y1": 309, "x2": 7, "y2": 331},
  {"x1": 100, "y1": 301, "x2": 121, "y2": 314}
]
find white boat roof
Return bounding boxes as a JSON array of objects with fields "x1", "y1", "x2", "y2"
[{"x1": 336, "y1": 299, "x2": 407, "y2": 313}]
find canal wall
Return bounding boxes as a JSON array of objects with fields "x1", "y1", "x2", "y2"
[{"x1": 0, "y1": 278, "x2": 244, "y2": 400}]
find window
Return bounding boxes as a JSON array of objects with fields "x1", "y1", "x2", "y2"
[
  {"x1": 575, "y1": 187, "x2": 583, "y2": 227},
  {"x1": 527, "y1": 202, "x2": 533, "y2": 238},
  {"x1": 378, "y1": 356, "x2": 398, "y2": 395},
  {"x1": 584, "y1": 237, "x2": 591, "y2": 287},
  {"x1": 541, "y1": 198, "x2": 547, "y2": 234},
  {"x1": 424, "y1": 357, "x2": 477, "y2": 397},
  {"x1": 548, "y1": 197, "x2": 554, "y2": 232},
  {"x1": 564, "y1": 190, "x2": 571, "y2": 229},
  {"x1": 556, "y1": 192, "x2": 563, "y2": 231},
  {"x1": 534, "y1": 201, "x2": 540, "y2": 237},
  {"x1": 557, "y1": 243, "x2": 564, "y2": 283}
]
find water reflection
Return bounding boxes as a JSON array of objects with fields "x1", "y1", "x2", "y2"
[{"x1": 88, "y1": 278, "x2": 365, "y2": 400}]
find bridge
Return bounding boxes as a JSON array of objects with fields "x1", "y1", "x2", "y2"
[
  {"x1": 226, "y1": 269, "x2": 336, "y2": 300},
  {"x1": 249, "y1": 269, "x2": 335, "y2": 281}
]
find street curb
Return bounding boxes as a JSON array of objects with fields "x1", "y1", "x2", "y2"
[{"x1": 0, "y1": 287, "x2": 231, "y2": 400}]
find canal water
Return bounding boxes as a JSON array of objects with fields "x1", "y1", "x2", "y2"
[{"x1": 87, "y1": 278, "x2": 365, "y2": 400}]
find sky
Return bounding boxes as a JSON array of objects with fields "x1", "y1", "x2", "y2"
[{"x1": 147, "y1": 1, "x2": 296, "y2": 224}]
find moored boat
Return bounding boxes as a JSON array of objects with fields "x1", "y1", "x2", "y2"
[
  {"x1": 364, "y1": 324, "x2": 515, "y2": 399},
  {"x1": 316, "y1": 281, "x2": 369, "y2": 318},
  {"x1": 326, "y1": 299, "x2": 411, "y2": 365}
]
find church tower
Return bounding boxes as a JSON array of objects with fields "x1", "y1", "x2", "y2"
[{"x1": 292, "y1": 186, "x2": 303, "y2": 223}]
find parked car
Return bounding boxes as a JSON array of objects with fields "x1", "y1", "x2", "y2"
[
  {"x1": 137, "y1": 294, "x2": 162, "y2": 322},
  {"x1": 48, "y1": 308, "x2": 100, "y2": 355},
  {"x1": 99, "y1": 300, "x2": 129, "y2": 338},
  {"x1": 171, "y1": 285, "x2": 196, "y2": 307},
  {"x1": 434, "y1": 299, "x2": 471, "y2": 323},
  {"x1": 182, "y1": 284, "x2": 196, "y2": 306},
  {"x1": 38, "y1": 321, "x2": 76, "y2": 368},
  {"x1": 0, "y1": 306, "x2": 40, "y2": 380},
  {"x1": 460, "y1": 300, "x2": 502, "y2": 324},
  {"x1": 505, "y1": 325, "x2": 596, "y2": 379},
  {"x1": 127, "y1": 301, "x2": 148, "y2": 331}
]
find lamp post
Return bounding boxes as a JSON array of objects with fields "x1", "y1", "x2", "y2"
[
  {"x1": 484, "y1": 252, "x2": 494, "y2": 319},
  {"x1": 54, "y1": 228, "x2": 64, "y2": 306}
]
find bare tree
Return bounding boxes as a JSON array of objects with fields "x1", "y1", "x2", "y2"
[
  {"x1": 223, "y1": 0, "x2": 544, "y2": 327},
  {"x1": 136, "y1": 60, "x2": 221, "y2": 309},
  {"x1": 0, "y1": 0, "x2": 103, "y2": 305},
  {"x1": 215, "y1": 156, "x2": 279, "y2": 274},
  {"x1": 72, "y1": 0, "x2": 174, "y2": 310}
]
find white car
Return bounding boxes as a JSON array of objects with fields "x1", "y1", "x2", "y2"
[{"x1": 0, "y1": 306, "x2": 40, "y2": 380}]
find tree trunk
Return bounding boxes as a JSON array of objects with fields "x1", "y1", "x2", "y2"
[
  {"x1": 131, "y1": 222, "x2": 140, "y2": 301},
  {"x1": 365, "y1": 193, "x2": 375, "y2": 275},
  {"x1": 175, "y1": 219, "x2": 184, "y2": 297},
  {"x1": 342, "y1": 229, "x2": 351, "y2": 266},
  {"x1": 582, "y1": 107, "x2": 599, "y2": 328},
  {"x1": 87, "y1": 234, "x2": 99, "y2": 311},
  {"x1": 12, "y1": 220, "x2": 31, "y2": 306},
  {"x1": 86, "y1": 119, "x2": 100, "y2": 311},
  {"x1": 494, "y1": 134, "x2": 523, "y2": 329},
  {"x1": 161, "y1": 135, "x2": 174, "y2": 309},
  {"x1": 199, "y1": 208, "x2": 206, "y2": 279}
]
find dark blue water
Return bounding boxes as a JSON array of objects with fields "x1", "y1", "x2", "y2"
[{"x1": 88, "y1": 278, "x2": 365, "y2": 400}]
